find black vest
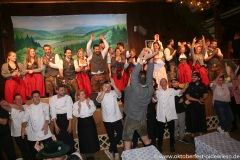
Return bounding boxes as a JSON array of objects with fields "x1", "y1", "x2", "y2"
[
  {"x1": 44, "y1": 53, "x2": 59, "y2": 77},
  {"x1": 63, "y1": 58, "x2": 76, "y2": 80},
  {"x1": 90, "y1": 52, "x2": 107, "y2": 73},
  {"x1": 206, "y1": 48, "x2": 221, "y2": 67}
]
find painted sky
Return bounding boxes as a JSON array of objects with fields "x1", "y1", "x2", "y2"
[{"x1": 11, "y1": 14, "x2": 127, "y2": 31}]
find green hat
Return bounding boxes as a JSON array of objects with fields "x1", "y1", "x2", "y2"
[{"x1": 36, "y1": 141, "x2": 70, "y2": 159}]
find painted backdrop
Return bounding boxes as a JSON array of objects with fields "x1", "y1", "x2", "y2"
[{"x1": 11, "y1": 14, "x2": 128, "y2": 63}]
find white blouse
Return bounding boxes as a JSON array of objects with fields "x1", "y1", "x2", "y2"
[
  {"x1": 73, "y1": 99, "x2": 96, "y2": 118},
  {"x1": 49, "y1": 95, "x2": 73, "y2": 120}
]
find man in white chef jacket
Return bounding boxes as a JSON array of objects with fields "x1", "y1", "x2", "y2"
[
  {"x1": 153, "y1": 78, "x2": 188, "y2": 153},
  {"x1": 21, "y1": 90, "x2": 52, "y2": 159},
  {"x1": 49, "y1": 84, "x2": 75, "y2": 154}
]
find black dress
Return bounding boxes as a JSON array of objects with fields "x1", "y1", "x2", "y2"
[
  {"x1": 185, "y1": 82, "x2": 208, "y2": 133},
  {"x1": 77, "y1": 116, "x2": 100, "y2": 154}
]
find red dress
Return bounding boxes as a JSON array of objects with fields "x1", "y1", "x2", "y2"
[
  {"x1": 3, "y1": 63, "x2": 26, "y2": 103},
  {"x1": 24, "y1": 61, "x2": 45, "y2": 97},
  {"x1": 112, "y1": 68, "x2": 128, "y2": 91},
  {"x1": 112, "y1": 61, "x2": 127, "y2": 91},
  {"x1": 75, "y1": 59, "x2": 92, "y2": 98},
  {"x1": 193, "y1": 63, "x2": 210, "y2": 86},
  {"x1": 178, "y1": 62, "x2": 192, "y2": 83}
]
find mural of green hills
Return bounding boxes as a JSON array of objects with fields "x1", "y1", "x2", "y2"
[{"x1": 11, "y1": 14, "x2": 128, "y2": 63}]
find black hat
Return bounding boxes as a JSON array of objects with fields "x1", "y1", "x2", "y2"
[
  {"x1": 171, "y1": 77, "x2": 179, "y2": 82},
  {"x1": 36, "y1": 141, "x2": 70, "y2": 159},
  {"x1": 192, "y1": 72, "x2": 201, "y2": 78}
]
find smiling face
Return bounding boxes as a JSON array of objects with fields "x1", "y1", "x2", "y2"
[
  {"x1": 77, "y1": 49, "x2": 84, "y2": 59},
  {"x1": 14, "y1": 95, "x2": 23, "y2": 105},
  {"x1": 160, "y1": 78, "x2": 168, "y2": 88},
  {"x1": 43, "y1": 46, "x2": 51, "y2": 55},
  {"x1": 32, "y1": 92, "x2": 41, "y2": 105},
  {"x1": 8, "y1": 52, "x2": 17, "y2": 62},
  {"x1": 65, "y1": 49, "x2": 72, "y2": 59},
  {"x1": 57, "y1": 87, "x2": 66, "y2": 97},
  {"x1": 171, "y1": 80, "x2": 179, "y2": 88},
  {"x1": 77, "y1": 90, "x2": 86, "y2": 101},
  {"x1": 195, "y1": 46, "x2": 202, "y2": 54},
  {"x1": 93, "y1": 46, "x2": 100, "y2": 54},
  {"x1": 29, "y1": 48, "x2": 36, "y2": 58},
  {"x1": 153, "y1": 43, "x2": 160, "y2": 52},
  {"x1": 115, "y1": 48, "x2": 121, "y2": 56}
]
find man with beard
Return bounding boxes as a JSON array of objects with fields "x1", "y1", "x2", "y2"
[
  {"x1": 49, "y1": 85, "x2": 75, "y2": 154},
  {"x1": 205, "y1": 39, "x2": 223, "y2": 81},
  {"x1": 123, "y1": 48, "x2": 156, "y2": 150},
  {"x1": 185, "y1": 72, "x2": 208, "y2": 142},
  {"x1": 86, "y1": 34, "x2": 109, "y2": 93},
  {"x1": 42, "y1": 44, "x2": 62, "y2": 97}
]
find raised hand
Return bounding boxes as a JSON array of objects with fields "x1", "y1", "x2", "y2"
[
  {"x1": 110, "y1": 78, "x2": 115, "y2": 87},
  {"x1": 193, "y1": 37, "x2": 197, "y2": 42},
  {"x1": 99, "y1": 34, "x2": 104, "y2": 40},
  {"x1": 90, "y1": 33, "x2": 95, "y2": 40}
]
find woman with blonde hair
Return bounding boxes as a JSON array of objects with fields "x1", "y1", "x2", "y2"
[
  {"x1": 190, "y1": 36, "x2": 210, "y2": 86},
  {"x1": 73, "y1": 90, "x2": 100, "y2": 160},
  {"x1": 1, "y1": 51, "x2": 26, "y2": 103},
  {"x1": 23, "y1": 48, "x2": 45, "y2": 98},
  {"x1": 74, "y1": 48, "x2": 92, "y2": 98}
]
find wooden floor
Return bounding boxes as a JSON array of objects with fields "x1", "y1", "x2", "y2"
[{"x1": 91, "y1": 128, "x2": 240, "y2": 160}]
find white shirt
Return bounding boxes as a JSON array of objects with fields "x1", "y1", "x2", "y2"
[
  {"x1": 11, "y1": 105, "x2": 28, "y2": 137},
  {"x1": 48, "y1": 53, "x2": 61, "y2": 69},
  {"x1": 164, "y1": 48, "x2": 175, "y2": 61},
  {"x1": 178, "y1": 53, "x2": 187, "y2": 61},
  {"x1": 97, "y1": 90, "x2": 122, "y2": 122},
  {"x1": 212, "y1": 81, "x2": 231, "y2": 103},
  {"x1": 73, "y1": 100, "x2": 96, "y2": 118},
  {"x1": 156, "y1": 88, "x2": 181, "y2": 123},
  {"x1": 49, "y1": 95, "x2": 73, "y2": 120},
  {"x1": 22, "y1": 102, "x2": 52, "y2": 141}
]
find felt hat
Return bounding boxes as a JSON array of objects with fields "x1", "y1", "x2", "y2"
[{"x1": 36, "y1": 141, "x2": 70, "y2": 159}]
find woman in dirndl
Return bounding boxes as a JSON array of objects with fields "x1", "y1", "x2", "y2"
[
  {"x1": 111, "y1": 47, "x2": 127, "y2": 91},
  {"x1": 1, "y1": 51, "x2": 26, "y2": 103},
  {"x1": 74, "y1": 48, "x2": 92, "y2": 98},
  {"x1": 73, "y1": 90, "x2": 100, "y2": 160},
  {"x1": 23, "y1": 48, "x2": 45, "y2": 98}
]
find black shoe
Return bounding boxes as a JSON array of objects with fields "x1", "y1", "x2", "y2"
[{"x1": 170, "y1": 146, "x2": 175, "y2": 152}]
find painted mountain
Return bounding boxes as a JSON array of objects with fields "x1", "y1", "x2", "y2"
[{"x1": 11, "y1": 14, "x2": 128, "y2": 63}]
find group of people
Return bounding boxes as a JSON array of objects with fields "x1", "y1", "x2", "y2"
[{"x1": 0, "y1": 32, "x2": 240, "y2": 160}]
